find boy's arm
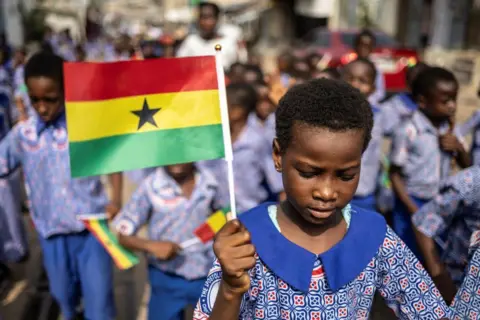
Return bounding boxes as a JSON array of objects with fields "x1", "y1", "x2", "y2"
[
  {"x1": 0, "y1": 128, "x2": 22, "y2": 178},
  {"x1": 389, "y1": 125, "x2": 418, "y2": 214},
  {"x1": 390, "y1": 165, "x2": 418, "y2": 215},
  {"x1": 106, "y1": 172, "x2": 123, "y2": 219},
  {"x1": 118, "y1": 234, "x2": 180, "y2": 261}
]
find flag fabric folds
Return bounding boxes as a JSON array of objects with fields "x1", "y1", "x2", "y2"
[
  {"x1": 64, "y1": 56, "x2": 225, "y2": 178},
  {"x1": 80, "y1": 215, "x2": 139, "y2": 270}
]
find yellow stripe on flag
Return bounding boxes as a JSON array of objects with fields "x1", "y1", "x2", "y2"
[
  {"x1": 208, "y1": 210, "x2": 227, "y2": 233},
  {"x1": 88, "y1": 220, "x2": 133, "y2": 269},
  {"x1": 66, "y1": 90, "x2": 221, "y2": 142}
]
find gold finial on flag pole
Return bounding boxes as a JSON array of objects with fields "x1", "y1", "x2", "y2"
[{"x1": 215, "y1": 44, "x2": 222, "y2": 52}]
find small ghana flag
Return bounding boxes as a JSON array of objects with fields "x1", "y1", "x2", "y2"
[
  {"x1": 194, "y1": 208, "x2": 230, "y2": 243},
  {"x1": 80, "y1": 215, "x2": 139, "y2": 270},
  {"x1": 64, "y1": 56, "x2": 225, "y2": 178}
]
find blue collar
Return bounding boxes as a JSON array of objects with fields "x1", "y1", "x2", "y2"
[
  {"x1": 397, "y1": 93, "x2": 418, "y2": 111},
  {"x1": 240, "y1": 203, "x2": 387, "y2": 293},
  {"x1": 35, "y1": 112, "x2": 67, "y2": 135},
  {"x1": 371, "y1": 105, "x2": 380, "y2": 114}
]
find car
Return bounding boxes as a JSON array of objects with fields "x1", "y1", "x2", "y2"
[{"x1": 294, "y1": 28, "x2": 419, "y2": 93}]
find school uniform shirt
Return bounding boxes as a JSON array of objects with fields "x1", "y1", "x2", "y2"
[
  {"x1": 247, "y1": 113, "x2": 276, "y2": 148},
  {"x1": 176, "y1": 33, "x2": 240, "y2": 70},
  {"x1": 390, "y1": 110, "x2": 460, "y2": 200},
  {"x1": 412, "y1": 166, "x2": 480, "y2": 286},
  {"x1": 458, "y1": 109, "x2": 480, "y2": 165},
  {"x1": 379, "y1": 93, "x2": 418, "y2": 137},
  {"x1": 193, "y1": 203, "x2": 451, "y2": 319},
  {"x1": 355, "y1": 106, "x2": 382, "y2": 197},
  {"x1": 113, "y1": 167, "x2": 222, "y2": 280},
  {"x1": 0, "y1": 113, "x2": 109, "y2": 238},
  {"x1": 450, "y1": 230, "x2": 480, "y2": 319},
  {"x1": 199, "y1": 125, "x2": 283, "y2": 214},
  {"x1": 0, "y1": 103, "x2": 26, "y2": 262}
]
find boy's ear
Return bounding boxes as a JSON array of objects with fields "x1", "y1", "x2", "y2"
[
  {"x1": 272, "y1": 138, "x2": 282, "y2": 172},
  {"x1": 417, "y1": 94, "x2": 427, "y2": 109}
]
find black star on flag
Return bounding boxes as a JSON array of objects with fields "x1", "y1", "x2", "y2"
[{"x1": 131, "y1": 98, "x2": 161, "y2": 130}]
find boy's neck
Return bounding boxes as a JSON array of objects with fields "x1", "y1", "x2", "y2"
[
  {"x1": 419, "y1": 109, "x2": 445, "y2": 128},
  {"x1": 173, "y1": 172, "x2": 196, "y2": 198}
]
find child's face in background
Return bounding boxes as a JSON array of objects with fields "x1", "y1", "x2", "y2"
[
  {"x1": 273, "y1": 123, "x2": 363, "y2": 226},
  {"x1": 355, "y1": 35, "x2": 374, "y2": 59},
  {"x1": 343, "y1": 62, "x2": 375, "y2": 98},
  {"x1": 165, "y1": 163, "x2": 195, "y2": 182},
  {"x1": 255, "y1": 85, "x2": 276, "y2": 121},
  {"x1": 228, "y1": 101, "x2": 249, "y2": 126},
  {"x1": 27, "y1": 76, "x2": 64, "y2": 123},
  {"x1": 419, "y1": 80, "x2": 458, "y2": 121},
  {"x1": 228, "y1": 65, "x2": 246, "y2": 83}
]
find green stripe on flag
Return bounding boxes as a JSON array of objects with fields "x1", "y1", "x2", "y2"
[{"x1": 69, "y1": 124, "x2": 225, "y2": 177}]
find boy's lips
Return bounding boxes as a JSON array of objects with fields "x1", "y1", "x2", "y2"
[{"x1": 307, "y1": 207, "x2": 336, "y2": 219}]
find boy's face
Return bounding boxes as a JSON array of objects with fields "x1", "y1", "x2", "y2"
[
  {"x1": 419, "y1": 80, "x2": 458, "y2": 120},
  {"x1": 27, "y1": 76, "x2": 64, "y2": 123},
  {"x1": 273, "y1": 123, "x2": 363, "y2": 226},
  {"x1": 165, "y1": 163, "x2": 195, "y2": 181},
  {"x1": 228, "y1": 103, "x2": 249, "y2": 124},
  {"x1": 229, "y1": 65, "x2": 245, "y2": 83},
  {"x1": 355, "y1": 36, "x2": 374, "y2": 58},
  {"x1": 255, "y1": 85, "x2": 275, "y2": 120},
  {"x1": 244, "y1": 71, "x2": 261, "y2": 84},
  {"x1": 198, "y1": 6, "x2": 217, "y2": 38},
  {"x1": 343, "y1": 62, "x2": 375, "y2": 97}
]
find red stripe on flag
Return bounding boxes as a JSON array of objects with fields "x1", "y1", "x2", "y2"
[
  {"x1": 194, "y1": 223, "x2": 216, "y2": 244},
  {"x1": 64, "y1": 56, "x2": 218, "y2": 102}
]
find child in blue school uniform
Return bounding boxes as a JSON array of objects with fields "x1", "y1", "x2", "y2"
[
  {"x1": 449, "y1": 230, "x2": 480, "y2": 319},
  {"x1": 389, "y1": 67, "x2": 471, "y2": 258},
  {"x1": 380, "y1": 62, "x2": 430, "y2": 136},
  {"x1": 200, "y1": 83, "x2": 284, "y2": 213},
  {"x1": 194, "y1": 79, "x2": 451, "y2": 319},
  {"x1": 411, "y1": 165, "x2": 480, "y2": 304},
  {"x1": 0, "y1": 52, "x2": 123, "y2": 320},
  {"x1": 341, "y1": 58, "x2": 382, "y2": 212},
  {"x1": 114, "y1": 162, "x2": 222, "y2": 320}
]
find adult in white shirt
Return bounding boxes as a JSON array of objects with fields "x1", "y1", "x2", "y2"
[{"x1": 176, "y1": 2, "x2": 241, "y2": 70}]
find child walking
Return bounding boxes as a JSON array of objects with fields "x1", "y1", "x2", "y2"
[
  {"x1": 0, "y1": 52, "x2": 122, "y2": 320},
  {"x1": 114, "y1": 163, "x2": 222, "y2": 320},
  {"x1": 194, "y1": 79, "x2": 451, "y2": 319}
]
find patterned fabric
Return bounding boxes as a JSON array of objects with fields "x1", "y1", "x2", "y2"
[
  {"x1": 199, "y1": 125, "x2": 283, "y2": 214},
  {"x1": 389, "y1": 110, "x2": 458, "y2": 199},
  {"x1": 113, "y1": 167, "x2": 222, "y2": 280},
  {"x1": 450, "y1": 230, "x2": 480, "y2": 319},
  {"x1": 194, "y1": 206, "x2": 450, "y2": 319},
  {"x1": 378, "y1": 93, "x2": 417, "y2": 137},
  {"x1": 355, "y1": 106, "x2": 382, "y2": 197},
  {"x1": 458, "y1": 110, "x2": 480, "y2": 165},
  {"x1": 412, "y1": 166, "x2": 480, "y2": 285},
  {"x1": 0, "y1": 113, "x2": 109, "y2": 238}
]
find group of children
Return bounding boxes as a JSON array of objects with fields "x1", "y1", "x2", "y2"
[{"x1": 1, "y1": 2, "x2": 480, "y2": 319}]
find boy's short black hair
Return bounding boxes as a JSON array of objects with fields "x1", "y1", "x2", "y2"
[
  {"x1": 199, "y1": 1, "x2": 220, "y2": 17},
  {"x1": 411, "y1": 66, "x2": 458, "y2": 100},
  {"x1": 226, "y1": 82, "x2": 258, "y2": 113},
  {"x1": 276, "y1": 78, "x2": 373, "y2": 152},
  {"x1": 354, "y1": 29, "x2": 376, "y2": 47},
  {"x1": 405, "y1": 61, "x2": 429, "y2": 85},
  {"x1": 24, "y1": 51, "x2": 64, "y2": 91},
  {"x1": 345, "y1": 57, "x2": 377, "y2": 81}
]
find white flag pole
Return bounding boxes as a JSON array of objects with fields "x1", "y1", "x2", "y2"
[{"x1": 214, "y1": 44, "x2": 237, "y2": 220}]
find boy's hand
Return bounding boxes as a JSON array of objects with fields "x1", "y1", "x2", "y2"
[
  {"x1": 213, "y1": 220, "x2": 256, "y2": 296},
  {"x1": 147, "y1": 241, "x2": 181, "y2": 260},
  {"x1": 105, "y1": 202, "x2": 121, "y2": 220},
  {"x1": 439, "y1": 133, "x2": 461, "y2": 153}
]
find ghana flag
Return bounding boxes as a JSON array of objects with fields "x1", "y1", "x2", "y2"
[{"x1": 64, "y1": 56, "x2": 225, "y2": 178}]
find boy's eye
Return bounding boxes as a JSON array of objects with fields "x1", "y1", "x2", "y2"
[
  {"x1": 298, "y1": 169, "x2": 316, "y2": 179},
  {"x1": 339, "y1": 174, "x2": 356, "y2": 182}
]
